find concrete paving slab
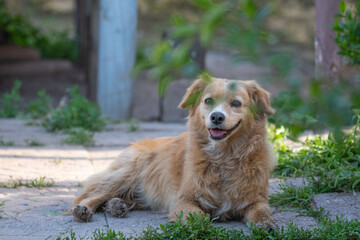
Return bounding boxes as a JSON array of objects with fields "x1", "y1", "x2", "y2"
[
  {"x1": 272, "y1": 209, "x2": 317, "y2": 229},
  {"x1": 313, "y1": 192, "x2": 360, "y2": 221},
  {"x1": 0, "y1": 119, "x2": 67, "y2": 147}
]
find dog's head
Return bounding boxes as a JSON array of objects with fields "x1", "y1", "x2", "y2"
[{"x1": 179, "y1": 77, "x2": 274, "y2": 141}]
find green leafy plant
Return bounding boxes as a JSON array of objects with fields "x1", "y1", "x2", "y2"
[
  {"x1": 333, "y1": 0, "x2": 360, "y2": 65},
  {"x1": 62, "y1": 128, "x2": 95, "y2": 146},
  {"x1": 25, "y1": 89, "x2": 53, "y2": 119},
  {"x1": 0, "y1": 2, "x2": 78, "y2": 62},
  {"x1": 0, "y1": 176, "x2": 54, "y2": 188},
  {"x1": 0, "y1": 80, "x2": 22, "y2": 118},
  {"x1": 135, "y1": 0, "x2": 285, "y2": 120},
  {"x1": 268, "y1": 90, "x2": 319, "y2": 136},
  {"x1": 269, "y1": 78, "x2": 359, "y2": 137},
  {"x1": 42, "y1": 86, "x2": 105, "y2": 132}
]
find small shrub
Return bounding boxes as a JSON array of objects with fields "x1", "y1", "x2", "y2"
[
  {"x1": 62, "y1": 128, "x2": 95, "y2": 146},
  {"x1": 42, "y1": 87, "x2": 105, "y2": 132},
  {"x1": 127, "y1": 118, "x2": 140, "y2": 132},
  {"x1": 0, "y1": 136, "x2": 14, "y2": 146},
  {"x1": 25, "y1": 139, "x2": 45, "y2": 146},
  {"x1": 25, "y1": 89, "x2": 53, "y2": 119},
  {"x1": 0, "y1": 80, "x2": 22, "y2": 118}
]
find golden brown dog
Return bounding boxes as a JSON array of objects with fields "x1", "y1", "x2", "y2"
[{"x1": 69, "y1": 76, "x2": 277, "y2": 230}]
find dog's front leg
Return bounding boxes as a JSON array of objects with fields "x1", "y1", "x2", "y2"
[
  {"x1": 243, "y1": 201, "x2": 278, "y2": 231},
  {"x1": 169, "y1": 200, "x2": 204, "y2": 222}
]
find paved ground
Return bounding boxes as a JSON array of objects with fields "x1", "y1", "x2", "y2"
[{"x1": 0, "y1": 119, "x2": 359, "y2": 239}]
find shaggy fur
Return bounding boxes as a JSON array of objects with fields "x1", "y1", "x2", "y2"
[{"x1": 68, "y1": 77, "x2": 277, "y2": 230}]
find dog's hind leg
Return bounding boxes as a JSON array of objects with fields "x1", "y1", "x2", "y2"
[{"x1": 71, "y1": 150, "x2": 139, "y2": 222}]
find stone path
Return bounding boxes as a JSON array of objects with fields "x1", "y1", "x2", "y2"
[{"x1": 0, "y1": 119, "x2": 359, "y2": 239}]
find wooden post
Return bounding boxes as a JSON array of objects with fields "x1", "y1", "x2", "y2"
[
  {"x1": 97, "y1": 0, "x2": 137, "y2": 120},
  {"x1": 315, "y1": 0, "x2": 342, "y2": 82}
]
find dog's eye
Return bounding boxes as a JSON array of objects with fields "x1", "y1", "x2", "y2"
[
  {"x1": 204, "y1": 98, "x2": 214, "y2": 105},
  {"x1": 231, "y1": 100, "x2": 242, "y2": 108}
]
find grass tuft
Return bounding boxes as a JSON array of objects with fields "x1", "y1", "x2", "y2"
[
  {"x1": 0, "y1": 136, "x2": 14, "y2": 146},
  {"x1": 0, "y1": 80, "x2": 22, "y2": 118},
  {"x1": 0, "y1": 200, "x2": 6, "y2": 218},
  {"x1": 0, "y1": 176, "x2": 54, "y2": 188},
  {"x1": 25, "y1": 139, "x2": 45, "y2": 146},
  {"x1": 62, "y1": 128, "x2": 95, "y2": 146}
]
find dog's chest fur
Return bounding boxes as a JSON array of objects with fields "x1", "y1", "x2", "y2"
[{"x1": 195, "y1": 147, "x2": 252, "y2": 220}]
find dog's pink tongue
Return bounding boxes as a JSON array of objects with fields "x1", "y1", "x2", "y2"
[{"x1": 210, "y1": 128, "x2": 227, "y2": 138}]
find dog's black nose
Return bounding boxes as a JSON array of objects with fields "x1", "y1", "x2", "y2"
[{"x1": 210, "y1": 112, "x2": 225, "y2": 125}]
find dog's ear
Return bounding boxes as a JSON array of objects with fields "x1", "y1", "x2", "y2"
[
  {"x1": 245, "y1": 81, "x2": 275, "y2": 116},
  {"x1": 178, "y1": 78, "x2": 208, "y2": 110}
]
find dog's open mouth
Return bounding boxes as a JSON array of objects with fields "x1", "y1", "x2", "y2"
[{"x1": 208, "y1": 120, "x2": 242, "y2": 140}]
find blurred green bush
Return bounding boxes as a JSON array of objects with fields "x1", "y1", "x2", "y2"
[
  {"x1": 333, "y1": 0, "x2": 360, "y2": 66},
  {"x1": 0, "y1": 1, "x2": 78, "y2": 62}
]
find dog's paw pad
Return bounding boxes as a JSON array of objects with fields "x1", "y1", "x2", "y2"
[
  {"x1": 256, "y1": 220, "x2": 279, "y2": 232},
  {"x1": 106, "y1": 198, "x2": 129, "y2": 218},
  {"x1": 72, "y1": 205, "x2": 93, "y2": 222}
]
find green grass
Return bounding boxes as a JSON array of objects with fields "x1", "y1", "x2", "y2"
[
  {"x1": 46, "y1": 210, "x2": 60, "y2": 216},
  {"x1": 0, "y1": 176, "x2": 54, "y2": 188},
  {"x1": 25, "y1": 139, "x2": 45, "y2": 146},
  {"x1": 49, "y1": 158, "x2": 62, "y2": 164},
  {"x1": 127, "y1": 118, "x2": 140, "y2": 132},
  {"x1": 0, "y1": 136, "x2": 14, "y2": 146},
  {"x1": 268, "y1": 115, "x2": 360, "y2": 216},
  {"x1": 62, "y1": 128, "x2": 95, "y2": 146},
  {"x1": 271, "y1": 115, "x2": 360, "y2": 193},
  {"x1": 0, "y1": 200, "x2": 5, "y2": 218},
  {"x1": 57, "y1": 213, "x2": 360, "y2": 240}
]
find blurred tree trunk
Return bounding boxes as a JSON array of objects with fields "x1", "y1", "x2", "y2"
[
  {"x1": 315, "y1": 0, "x2": 342, "y2": 82},
  {"x1": 75, "y1": 0, "x2": 99, "y2": 102}
]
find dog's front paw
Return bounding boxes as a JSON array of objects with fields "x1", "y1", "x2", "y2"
[
  {"x1": 106, "y1": 198, "x2": 129, "y2": 218},
  {"x1": 255, "y1": 219, "x2": 279, "y2": 232},
  {"x1": 72, "y1": 205, "x2": 94, "y2": 222}
]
